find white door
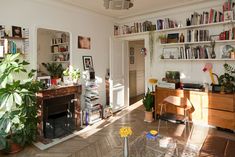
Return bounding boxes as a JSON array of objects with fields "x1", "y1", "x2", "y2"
[{"x1": 109, "y1": 37, "x2": 128, "y2": 112}]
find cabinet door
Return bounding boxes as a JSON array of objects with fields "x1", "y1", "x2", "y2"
[{"x1": 189, "y1": 91, "x2": 203, "y2": 121}]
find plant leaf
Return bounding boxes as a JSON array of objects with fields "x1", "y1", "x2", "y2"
[{"x1": 13, "y1": 92, "x2": 22, "y2": 105}]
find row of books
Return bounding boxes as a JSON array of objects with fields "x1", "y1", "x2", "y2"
[
  {"x1": 114, "y1": 21, "x2": 155, "y2": 36},
  {"x1": 219, "y1": 27, "x2": 235, "y2": 40},
  {"x1": 157, "y1": 18, "x2": 178, "y2": 30},
  {"x1": 180, "y1": 46, "x2": 212, "y2": 59},
  {"x1": 223, "y1": 0, "x2": 235, "y2": 12},
  {"x1": 7, "y1": 40, "x2": 18, "y2": 54},
  {"x1": 186, "y1": 29, "x2": 210, "y2": 42}
]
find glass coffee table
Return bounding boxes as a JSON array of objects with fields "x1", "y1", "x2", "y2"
[{"x1": 105, "y1": 133, "x2": 199, "y2": 157}]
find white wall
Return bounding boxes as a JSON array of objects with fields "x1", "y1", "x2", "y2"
[
  {"x1": 117, "y1": 0, "x2": 235, "y2": 86},
  {"x1": 0, "y1": 0, "x2": 114, "y2": 105}
]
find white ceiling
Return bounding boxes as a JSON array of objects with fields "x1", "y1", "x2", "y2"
[{"x1": 53, "y1": 0, "x2": 207, "y2": 19}]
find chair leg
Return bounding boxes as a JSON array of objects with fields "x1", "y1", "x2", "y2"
[{"x1": 158, "y1": 103, "x2": 164, "y2": 132}]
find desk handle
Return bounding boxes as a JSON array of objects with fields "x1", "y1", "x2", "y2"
[{"x1": 71, "y1": 98, "x2": 78, "y2": 103}]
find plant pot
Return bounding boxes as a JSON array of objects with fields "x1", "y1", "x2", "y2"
[
  {"x1": 2, "y1": 139, "x2": 23, "y2": 154},
  {"x1": 144, "y1": 111, "x2": 153, "y2": 122},
  {"x1": 160, "y1": 38, "x2": 167, "y2": 44}
]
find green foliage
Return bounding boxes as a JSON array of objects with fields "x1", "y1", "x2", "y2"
[
  {"x1": 63, "y1": 67, "x2": 81, "y2": 80},
  {"x1": 0, "y1": 54, "x2": 41, "y2": 150},
  {"x1": 42, "y1": 62, "x2": 64, "y2": 78},
  {"x1": 218, "y1": 63, "x2": 235, "y2": 93},
  {"x1": 142, "y1": 88, "x2": 154, "y2": 112}
]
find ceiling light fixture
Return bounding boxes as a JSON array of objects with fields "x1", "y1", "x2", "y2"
[{"x1": 104, "y1": 0, "x2": 134, "y2": 10}]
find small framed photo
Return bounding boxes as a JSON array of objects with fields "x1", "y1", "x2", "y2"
[
  {"x1": 163, "y1": 47, "x2": 179, "y2": 59},
  {"x1": 37, "y1": 76, "x2": 51, "y2": 89},
  {"x1": 12, "y1": 26, "x2": 22, "y2": 38},
  {"x1": 82, "y1": 56, "x2": 93, "y2": 70},
  {"x1": 130, "y1": 56, "x2": 134, "y2": 64},
  {"x1": 224, "y1": 11, "x2": 234, "y2": 21},
  {"x1": 130, "y1": 47, "x2": 134, "y2": 55}
]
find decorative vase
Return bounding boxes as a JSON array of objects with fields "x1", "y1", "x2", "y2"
[{"x1": 123, "y1": 137, "x2": 129, "y2": 157}]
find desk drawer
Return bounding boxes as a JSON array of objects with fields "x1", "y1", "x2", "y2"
[
  {"x1": 203, "y1": 93, "x2": 234, "y2": 112},
  {"x1": 202, "y1": 109, "x2": 234, "y2": 130}
]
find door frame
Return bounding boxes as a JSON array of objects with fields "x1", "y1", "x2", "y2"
[{"x1": 115, "y1": 33, "x2": 150, "y2": 106}]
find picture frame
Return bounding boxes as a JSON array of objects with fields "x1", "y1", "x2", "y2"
[
  {"x1": 82, "y1": 56, "x2": 93, "y2": 70},
  {"x1": 130, "y1": 47, "x2": 134, "y2": 55},
  {"x1": 12, "y1": 26, "x2": 22, "y2": 38},
  {"x1": 37, "y1": 76, "x2": 51, "y2": 89},
  {"x1": 163, "y1": 47, "x2": 179, "y2": 59},
  {"x1": 130, "y1": 56, "x2": 134, "y2": 64},
  {"x1": 78, "y1": 35, "x2": 91, "y2": 49}
]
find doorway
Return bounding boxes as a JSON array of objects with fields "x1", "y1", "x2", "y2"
[{"x1": 129, "y1": 40, "x2": 145, "y2": 105}]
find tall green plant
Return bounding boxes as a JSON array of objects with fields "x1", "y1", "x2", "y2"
[
  {"x1": 0, "y1": 54, "x2": 41, "y2": 150},
  {"x1": 142, "y1": 88, "x2": 154, "y2": 112}
]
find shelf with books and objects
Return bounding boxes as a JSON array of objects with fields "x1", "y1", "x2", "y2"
[
  {"x1": 157, "y1": 0, "x2": 235, "y2": 61},
  {"x1": 0, "y1": 25, "x2": 29, "y2": 57},
  {"x1": 81, "y1": 68, "x2": 103, "y2": 127},
  {"x1": 50, "y1": 33, "x2": 70, "y2": 64},
  {"x1": 114, "y1": 20, "x2": 156, "y2": 37}
]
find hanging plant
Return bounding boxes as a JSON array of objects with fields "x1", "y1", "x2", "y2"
[{"x1": 149, "y1": 31, "x2": 154, "y2": 65}]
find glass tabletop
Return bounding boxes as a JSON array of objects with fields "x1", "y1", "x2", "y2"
[{"x1": 111, "y1": 133, "x2": 199, "y2": 157}]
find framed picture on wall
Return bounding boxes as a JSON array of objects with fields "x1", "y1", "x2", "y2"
[
  {"x1": 78, "y1": 35, "x2": 91, "y2": 49},
  {"x1": 82, "y1": 56, "x2": 93, "y2": 70},
  {"x1": 130, "y1": 56, "x2": 134, "y2": 64},
  {"x1": 130, "y1": 47, "x2": 134, "y2": 55},
  {"x1": 12, "y1": 26, "x2": 22, "y2": 38}
]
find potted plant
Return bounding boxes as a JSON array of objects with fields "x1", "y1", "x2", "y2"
[
  {"x1": 143, "y1": 88, "x2": 154, "y2": 122},
  {"x1": 218, "y1": 63, "x2": 235, "y2": 93},
  {"x1": 158, "y1": 34, "x2": 167, "y2": 44},
  {"x1": 62, "y1": 66, "x2": 81, "y2": 85},
  {"x1": 41, "y1": 63, "x2": 64, "y2": 85},
  {"x1": 0, "y1": 54, "x2": 41, "y2": 153}
]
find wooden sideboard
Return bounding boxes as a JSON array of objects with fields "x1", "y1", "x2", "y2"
[{"x1": 155, "y1": 87, "x2": 235, "y2": 130}]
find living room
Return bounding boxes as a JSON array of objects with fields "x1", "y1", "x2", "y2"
[{"x1": 0, "y1": 0, "x2": 235, "y2": 156}]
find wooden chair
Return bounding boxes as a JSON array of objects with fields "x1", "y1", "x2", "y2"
[{"x1": 157, "y1": 96, "x2": 194, "y2": 132}]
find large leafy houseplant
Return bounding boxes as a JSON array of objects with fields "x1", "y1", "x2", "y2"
[{"x1": 0, "y1": 54, "x2": 41, "y2": 153}]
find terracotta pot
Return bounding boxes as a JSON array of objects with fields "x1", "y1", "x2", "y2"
[
  {"x1": 144, "y1": 111, "x2": 153, "y2": 122},
  {"x1": 2, "y1": 140, "x2": 23, "y2": 154}
]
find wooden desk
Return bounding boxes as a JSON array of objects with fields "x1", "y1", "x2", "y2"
[{"x1": 155, "y1": 87, "x2": 235, "y2": 130}]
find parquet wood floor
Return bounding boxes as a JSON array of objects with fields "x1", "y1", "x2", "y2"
[{"x1": 1, "y1": 103, "x2": 235, "y2": 157}]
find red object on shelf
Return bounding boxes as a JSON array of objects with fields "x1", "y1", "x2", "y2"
[{"x1": 51, "y1": 78, "x2": 57, "y2": 85}]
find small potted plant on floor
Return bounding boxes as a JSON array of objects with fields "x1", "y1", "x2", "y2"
[
  {"x1": 42, "y1": 62, "x2": 64, "y2": 85},
  {"x1": 143, "y1": 88, "x2": 154, "y2": 122},
  {"x1": 0, "y1": 54, "x2": 42, "y2": 154}
]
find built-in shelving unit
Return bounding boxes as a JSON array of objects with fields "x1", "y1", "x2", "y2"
[
  {"x1": 156, "y1": 20, "x2": 235, "y2": 33},
  {"x1": 0, "y1": 25, "x2": 29, "y2": 57},
  {"x1": 50, "y1": 33, "x2": 70, "y2": 64}
]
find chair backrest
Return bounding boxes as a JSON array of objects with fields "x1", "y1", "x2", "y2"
[{"x1": 162, "y1": 96, "x2": 193, "y2": 111}]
